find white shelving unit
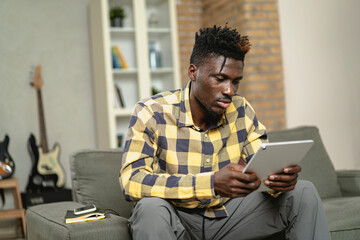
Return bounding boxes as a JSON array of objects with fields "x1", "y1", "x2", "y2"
[{"x1": 89, "y1": 0, "x2": 181, "y2": 149}]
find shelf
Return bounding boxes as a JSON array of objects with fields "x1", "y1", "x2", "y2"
[
  {"x1": 89, "y1": 0, "x2": 180, "y2": 149},
  {"x1": 114, "y1": 108, "x2": 133, "y2": 117},
  {"x1": 110, "y1": 27, "x2": 135, "y2": 37},
  {"x1": 150, "y1": 67, "x2": 173, "y2": 74},
  {"x1": 147, "y1": 0, "x2": 168, "y2": 5},
  {"x1": 113, "y1": 68, "x2": 137, "y2": 75},
  {"x1": 148, "y1": 28, "x2": 171, "y2": 34},
  {"x1": 110, "y1": 27, "x2": 135, "y2": 33}
]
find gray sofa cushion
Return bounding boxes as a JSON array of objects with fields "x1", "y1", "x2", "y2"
[
  {"x1": 70, "y1": 149, "x2": 134, "y2": 218},
  {"x1": 26, "y1": 201, "x2": 131, "y2": 240},
  {"x1": 268, "y1": 126, "x2": 342, "y2": 199},
  {"x1": 337, "y1": 170, "x2": 360, "y2": 196},
  {"x1": 323, "y1": 196, "x2": 360, "y2": 238}
]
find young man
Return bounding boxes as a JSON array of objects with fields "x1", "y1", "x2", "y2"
[{"x1": 120, "y1": 26, "x2": 330, "y2": 239}]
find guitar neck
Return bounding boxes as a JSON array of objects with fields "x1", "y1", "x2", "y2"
[{"x1": 37, "y1": 89, "x2": 49, "y2": 153}]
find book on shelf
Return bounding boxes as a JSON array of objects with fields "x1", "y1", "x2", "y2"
[
  {"x1": 114, "y1": 45, "x2": 129, "y2": 69},
  {"x1": 111, "y1": 45, "x2": 129, "y2": 69},
  {"x1": 64, "y1": 209, "x2": 106, "y2": 224},
  {"x1": 111, "y1": 46, "x2": 123, "y2": 69},
  {"x1": 114, "y1": 84, "x2": 125, "y2": 108}
]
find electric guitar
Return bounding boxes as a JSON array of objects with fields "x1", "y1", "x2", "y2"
[
  {"x1": 0, "y1": 135, "x2": 15, "y2": 179},
  {"x1": 26, "y1": 65, "x2": 65, "y2": 192}
]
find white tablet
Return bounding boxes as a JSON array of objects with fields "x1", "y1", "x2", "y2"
[{"x1": 242, "y1": 140, "x2": 314, "y2": 191}]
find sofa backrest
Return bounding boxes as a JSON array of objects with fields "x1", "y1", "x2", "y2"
[
  {"x1": 70, "y1": 149, "x2": 134, "y2": 218},
  {"x1": 267, "y1": 126, "x2": 341, "y2": 199}
]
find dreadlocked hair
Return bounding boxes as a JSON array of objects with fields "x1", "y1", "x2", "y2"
[{"x1": 190, "y1": 25, "x2": 251, "y2": 66}]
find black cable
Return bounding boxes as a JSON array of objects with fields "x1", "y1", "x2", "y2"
[
  {"x1": 104, "y1": 208, "x2": 121, "y2": 216},
  {"x1": 202, "y1": 216, "x2": 206, "y2": 240}
]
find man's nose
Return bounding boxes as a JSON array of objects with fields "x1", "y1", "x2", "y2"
[{"x1": 222, "y1": 81, "x2": 235, "y2": 97}]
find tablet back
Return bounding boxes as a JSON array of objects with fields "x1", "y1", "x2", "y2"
[{"x1": 243, "y1": 140, "x2": 314, "y2": 191}]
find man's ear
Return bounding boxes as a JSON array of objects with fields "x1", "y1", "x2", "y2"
[{"x1": 188, "y1": 64, "x2": 197, "y2": 81}]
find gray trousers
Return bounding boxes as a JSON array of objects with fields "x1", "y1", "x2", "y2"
[{"x1": 128, "y1": 180, "x2": 331, "y2": 240}]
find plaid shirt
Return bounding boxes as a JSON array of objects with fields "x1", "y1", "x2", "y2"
[{"x1": 120, "y1": 81, "x2": 268, "y2": 218}]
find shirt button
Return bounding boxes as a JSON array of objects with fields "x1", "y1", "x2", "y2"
[{"x1": 206, "y1": 158, "x2": 210, "y2": 163}]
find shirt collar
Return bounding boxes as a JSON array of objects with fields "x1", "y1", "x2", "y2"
[{"x1": 176, "y1": 81, "x2": 227, "y2": 129}]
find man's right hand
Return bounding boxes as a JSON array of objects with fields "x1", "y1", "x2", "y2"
[{"x1": 214, "y1": 163, "x2": 260, "y2": 198}]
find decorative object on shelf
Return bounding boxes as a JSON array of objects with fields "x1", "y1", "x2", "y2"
[
  {"x1": 149, "y1": 41, "x2": 162, "y2": 69},
  {"x1": 117, "y1": 134, "x2": 123, "y2": 148},
  {"x1": 109, "y1": 6, "x2": 125, "y2": 27},
  {"x1": 152, "y1": 87, "x2": 160, "y2": 95},
  {"x1": 148, "y1": 12, "x2": 159, "y2": 28}
]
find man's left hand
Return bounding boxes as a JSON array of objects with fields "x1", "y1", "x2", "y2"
[{"x1": 264, "y1": 165, "x2": 301, "y2": 192}]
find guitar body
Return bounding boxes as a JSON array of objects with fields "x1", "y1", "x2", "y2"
[
  {"x1": 0, "y1": 135, "x2": 15, "y2": 179},
  {"x1": 26, "y1": 134, "x2": 58, "y2": 193},
  {"x1": 37, "y1": 144, "x2": 65, "y2": 188}
]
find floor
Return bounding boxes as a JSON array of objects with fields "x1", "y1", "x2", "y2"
[
  {"x1": 0, "y1": 219, "x2": 25, "y2": 240},
  {"x1": 0, "y1": 232, "x2": 25, "y2": 240},
  {"x1": 0, "y1": 235, "x2": 25, "y2": 240}
]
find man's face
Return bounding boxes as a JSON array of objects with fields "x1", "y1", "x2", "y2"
[{"x1": 189, "y1": 56, "x2": 244, "y2": 118}]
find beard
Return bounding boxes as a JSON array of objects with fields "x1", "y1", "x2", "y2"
[
  {"x1": 205, "y1": 107, "x2": 223, "y2": 127},
  {"x1": 194, "y1": 92, "x2": 224, "y2": 128}
]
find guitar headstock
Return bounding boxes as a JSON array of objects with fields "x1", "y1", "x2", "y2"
[{"x1": 31, "y1": 65, "x2": 43, "y2": 89}]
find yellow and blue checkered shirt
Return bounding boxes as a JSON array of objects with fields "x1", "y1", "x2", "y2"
[{"x1": 120, "y1": 81, "x2": 268, "y2": 218}]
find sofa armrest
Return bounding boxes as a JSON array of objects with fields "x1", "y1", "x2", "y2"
[{"x1": 336, "y1": 170, "x2": 360, "y2": 197}]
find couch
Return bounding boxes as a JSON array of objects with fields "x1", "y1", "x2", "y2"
[
  {"x1": 26, "y1": 126, "x2": 360, "y2": 239},
  {"x1": 268, "y1": 126, "x2": 360, "y2": 239}
]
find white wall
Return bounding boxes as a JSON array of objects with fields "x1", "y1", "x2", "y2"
[
  {"x1": 278, "y1": 0, "x2": 360, "y2": 170},
  {"x1": 0, "y1": 0, "x2": 96, "y2": 198}
]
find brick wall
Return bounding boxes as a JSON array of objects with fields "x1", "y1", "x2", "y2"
[
  {"x1": 176, "y1": 0, "x2": 285, "y2": 131},
  {"x1": 176, "y1": 0, "x2": 203, "y2": 85}
]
